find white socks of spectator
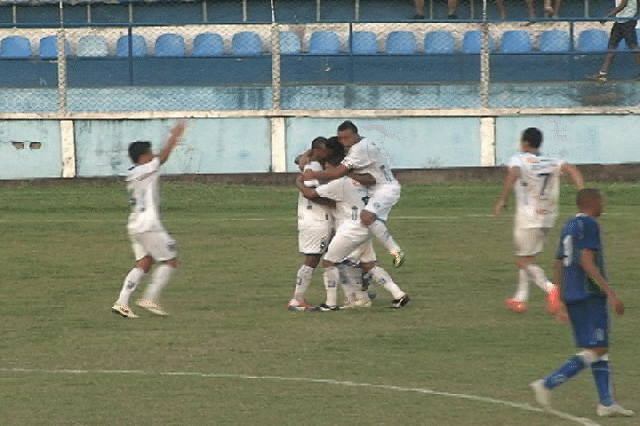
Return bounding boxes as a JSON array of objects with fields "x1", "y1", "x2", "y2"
[
  {"x1": 116, "y1": 267, "x2": 145, "y2": 306},
  {"x1": 142, "y1": 264, "x2": 174, "y2": 303}
]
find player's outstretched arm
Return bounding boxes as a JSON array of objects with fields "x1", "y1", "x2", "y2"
[
  {"x1": 303, "y1": 163, "x2": 349, "y2": 182},
  {"x1": 561, "y1": 163, "x2": 585, "y2": 191},
  {"x1": 581, "y1": 248, "x2": 625, "y2": 315},
  {"x1": 493, "y1": 167, "x2": 519, "y2": 216},
  {"x1": 295, "y1": 175, "x2": 320, "y2": 200},
  {"x1": 157, "y1": 121, "x2": 186, "y2": 164},
  {"x1": 347, "y1": 172, "x2": 376, "y2": 186}
]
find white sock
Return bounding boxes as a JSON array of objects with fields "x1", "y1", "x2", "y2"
[
  {"x1": 368, "y1": 220, "x2": 402, "y2": 254},
  {"x1": 294, "y1": 265, "x2": 314, "y2": 300},
  {"x1": 524, "y1": 264, "x2": 554, "y2": 293},
  {"x1": 116, "y1": 267, "x2": 145, "y2": 306},
  {"x1": 323, "y1": 266, "x2": 339, "y2": 307},
  {"x1": 368, "y1": 266, "x2": 405, "y2": 299},
  {"x1": 143, "y1": 264, "x2": 173, "y2": 303},
  {"x1": 514, "y1": 268, "x2": 529, "y2": 301}
]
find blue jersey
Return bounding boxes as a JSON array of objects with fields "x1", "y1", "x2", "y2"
[{"x1": 555, "y1": 214, "x2": 607, "y2": 303}]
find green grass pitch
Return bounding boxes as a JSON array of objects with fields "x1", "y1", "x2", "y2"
[{"x1": 0, "y1": 180, "x2": 638, "y2": 426}]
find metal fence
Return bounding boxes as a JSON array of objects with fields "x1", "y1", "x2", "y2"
[{"x1": 1, "y1": 15, "x2": 639, "y2": 115}]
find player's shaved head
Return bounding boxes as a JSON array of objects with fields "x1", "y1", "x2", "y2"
[
  {"x1": 311, "y1": 136, "x2": 328, "y2": 150},
  {"x1": 129, "y1": 141, "x2": 152, "y2": 164},
  {"x1": 337, "y1": 120, "x2": 358, "y2": 134},
  {"x1": 521, "y1": 127, "x2": 543, "y2": 149},
  {"x1": 576, "y1": 188, "x2": 602, "y2": 208}
]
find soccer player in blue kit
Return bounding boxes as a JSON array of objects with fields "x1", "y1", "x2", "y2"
[{"x1": 530, "y1": 189, "x2": 633, "y2": 418}]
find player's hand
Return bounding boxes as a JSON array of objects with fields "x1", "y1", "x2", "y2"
[
  {"x1": 302, "y1": 169, "x2": 314, "y2": 181},
  {"x1": 551, "y1": 303, "x2": 569, "y2": 323},
  {"x1": 493, "y1": 200, "x2": 506, "y2": 216},
  {"x1": 609, "y1": 295, "x2": 625, "y2": 315}
]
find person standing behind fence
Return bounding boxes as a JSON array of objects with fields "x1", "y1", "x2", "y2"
[{"x1": 587, "y1": 0, "x2": 639, "y2": 82}]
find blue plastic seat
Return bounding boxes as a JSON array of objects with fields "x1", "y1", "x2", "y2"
[
  {"x1": 278, "y1": 31, "x2": 301, "y2": 55},
  {"x1": 1, "y1": 36, "x2": 31, "y2": 58},
  {"x1": 500, "y1": 30, "x2": 532, "y2": 53},
  {"x1": 231, "y1": 31, "x2": 262, "y2": 56},
  {"x1": 76, "y1": 35, "x2": 109, "y2": 57},
  {"x1": 386, "y1": 31, "x2": 416, "y2": 55},
  {"x1": 424, "y1": 31, "x2": 456, "y2": 54},
  {"x1": 193, "y1": 32, "x2": 224, "y2": 56},
  {"x1": 309, "y1": 31, "x2": 340, "y2": 54},
  {"x1": 577, "y1": 29, "x2": 608, "y2": 52},
  {"x1": 351, "y1": 31, "x2": 377, "y2": 55},
  {"x1": 462, "y1": 30, "x2": 495, "y2": 53},
  {"x1": 39, "y1": 36, "x2": 70, "y2": 58},
  {"x1": 538, "y1": 30, "x2": 570, "y2": 52},
  {"x1": 116, "y1": 34, "x2": 147, "y2": 57},
  {"x1": 154, "y1": 33, "x2": 185, "y2": 56}
]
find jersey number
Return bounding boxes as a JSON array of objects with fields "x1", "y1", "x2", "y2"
[{"x1": 538, "y1": 172, "x2": 551, "y2": 196}]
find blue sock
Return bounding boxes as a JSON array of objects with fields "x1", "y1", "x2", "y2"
[
  {"x1": 543, "y1": 355, "x2": 586, "y2": 389},
  {"x1": 591, "y1": 360, "x2": 614, "y2": 406}
]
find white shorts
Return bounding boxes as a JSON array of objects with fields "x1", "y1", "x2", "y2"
[
  {"x1": 513, "y1": 227, "x2": 551, "y2": 257},
  {"x1": 324, "y1": 222, "x2": 371, "y2": 264},
  {"x1": 344, "y1": 240, "x2": 377, "y2": 264},
  {"x1": 298, "y1": 223, "x2": 333, "y2": 255},
  {"x1": 130, "y1": 230, "x2": 177, "y2": 262},
  {"x1": 365, "y1": 183, "x2": 401, "y2": 221}
]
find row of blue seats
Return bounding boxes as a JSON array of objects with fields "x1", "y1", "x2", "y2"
[{"x1": 0, "y1": 29, "x2": 627, "y2": 59}]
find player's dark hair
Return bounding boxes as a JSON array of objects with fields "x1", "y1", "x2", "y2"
[
  {"x1": 521, "y1": 127, "x2": 543, "y2": 149},
  {"x1": 576, "y1": 188, "x2": 602, "y2": 208},
  {"x1": 129, "y1": 141, "x2": 152, "y2": 164},
  {"x1": 325, "y1": 136, "x2": 345, "y2": 165},
  {"x1": 311, "y1": 136, "x2": 328, "y2": 150},
  {"x1": 337, "y1": 120, "x2": 358, "y2": 134}
]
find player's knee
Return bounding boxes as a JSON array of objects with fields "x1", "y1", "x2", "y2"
[
  {"x1": 137, "y1": 256, "x2": 154, "y2": 273},
  {"x1": 164, "y1": 258, "x2": 179, "y2": 268},
  {"x1": 578, "y1": 349, "x2": 600, "y2": 366}
]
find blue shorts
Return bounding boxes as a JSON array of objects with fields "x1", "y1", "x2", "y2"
[{"x1": 567, "y1": 296, "x2": 609, "y2": 348}]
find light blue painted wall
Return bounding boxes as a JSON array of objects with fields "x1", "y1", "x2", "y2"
[
  {"x1": 496, "y1": 116, "x2": 640, "y2": 166},
  {"x1": 0, "y1": 120, "x2": 62, "y2": 179},
  {"x1": 285, "y1": 117, "x2": 482, "y2": 172},
  {"x1": 75, "y1": 118, "x2": 272, "y2": 177}
]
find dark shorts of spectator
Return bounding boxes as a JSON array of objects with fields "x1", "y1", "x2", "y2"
[{"x1": 609, "y1": 19, "x2": 638, "y2": 49}]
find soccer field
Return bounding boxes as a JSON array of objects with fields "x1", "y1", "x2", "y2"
[{"x1": 1, "y1": 180, "x2": 638, "y2": 426}]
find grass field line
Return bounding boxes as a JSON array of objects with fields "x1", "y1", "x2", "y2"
[
  {"x1": 0, "y1": 212, "x2": 633, "y2": 224},
  {"x1": 1, "y1": 367, "x2": 601, "y2": 426}
]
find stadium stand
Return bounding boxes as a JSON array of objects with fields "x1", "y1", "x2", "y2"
[
  {"x1": 192, "y1": 32, "x2": 225, "y2": 56},
  {"x1": 154, "y1": 33, "x2": 185, "y2": 56},
  {"x1": 231, "y1": 31, "x2": 262, "y2": 56},
  {"x1": 76, "y1": 35, "x2": 109, "y2": 57},
  {"x1": 351, "y1": 31, "x2": 377, "y2": 55},
  {"x1": 538, "y1": 30, "x2": 571, "y2": 53},
  {"x1": 385, "y1": 31, "x2": 416, "y2": 55},
  {"x1": 462, "y1": 30, "x2": 496, "y2": 53},
  {"x1": 500, "y1": 30, "x2": 532, "y2": 53},
  {"x1": 424, "y1": 31, "x2": 456, "y2": 54},
  {"x1": 0, "y1": 35, "x2": 31, "y2": 58},
  {"x1": 278, "y1": 31, "x2": 302, "y2": 55},
  {"x1": 116, "y1": 34, "x2": 148, "y2": 57},
  {"x1": 577, "y1": 29, "x2": 608, "y2": 52},
  {"x1": 39, "y1": 35, "x2": 71, "y2": 58},
  {"x1": 309, "y1": 31, "x2": 341, "y2": 54}
]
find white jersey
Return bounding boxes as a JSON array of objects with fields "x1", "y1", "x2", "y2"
[
  {"x1": 297, "y1": 161, "x2": 333, "y2": 227},
  {"x1": 126, "y1": 157, "x2": 165, "y2": 234},
  {"x1": 341, "y1": 137, "x2": 399, "y2": 189},
  {"x1": 315, "y1": 176, "x2": 370, "y2": 229},
  {"x1": 509, "y1": 152, "x2": 565, "y2": 229}
]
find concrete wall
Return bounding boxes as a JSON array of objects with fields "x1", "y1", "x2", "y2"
[{"x1": 1, "y1": 116, "x2": 639, "y2": 179}]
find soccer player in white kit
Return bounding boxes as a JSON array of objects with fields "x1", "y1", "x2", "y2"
[
  {"x1": 302, "y1": 121, "x2": 405, "y2": 268},
  {"x1": 494, "y1": 127, "x2": 584, "y2": 314},
  {"x1": 297, "y1": 152, "x2": 410, "y2": 311},
  {"x1": 112, "y1": 121, "x2": 185, "y2": 318},
  {"x1": 288, "y1": 137, "x2": 335, "y2": 311}
]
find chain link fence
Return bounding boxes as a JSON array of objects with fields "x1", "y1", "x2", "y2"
[{"x1": 0, "y1": 0, "x2": 638, "y2": 113}]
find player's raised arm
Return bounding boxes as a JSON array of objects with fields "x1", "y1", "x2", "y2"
[
  {"x1": 560, "y1": 163, "x2": 585, "y2": 191},
  {"x1": 157, "y1": 121, "x2": 186, "y2": 164},
  {"x1": 494, "y1": 166, "x2": 519, "y2": 216}
]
